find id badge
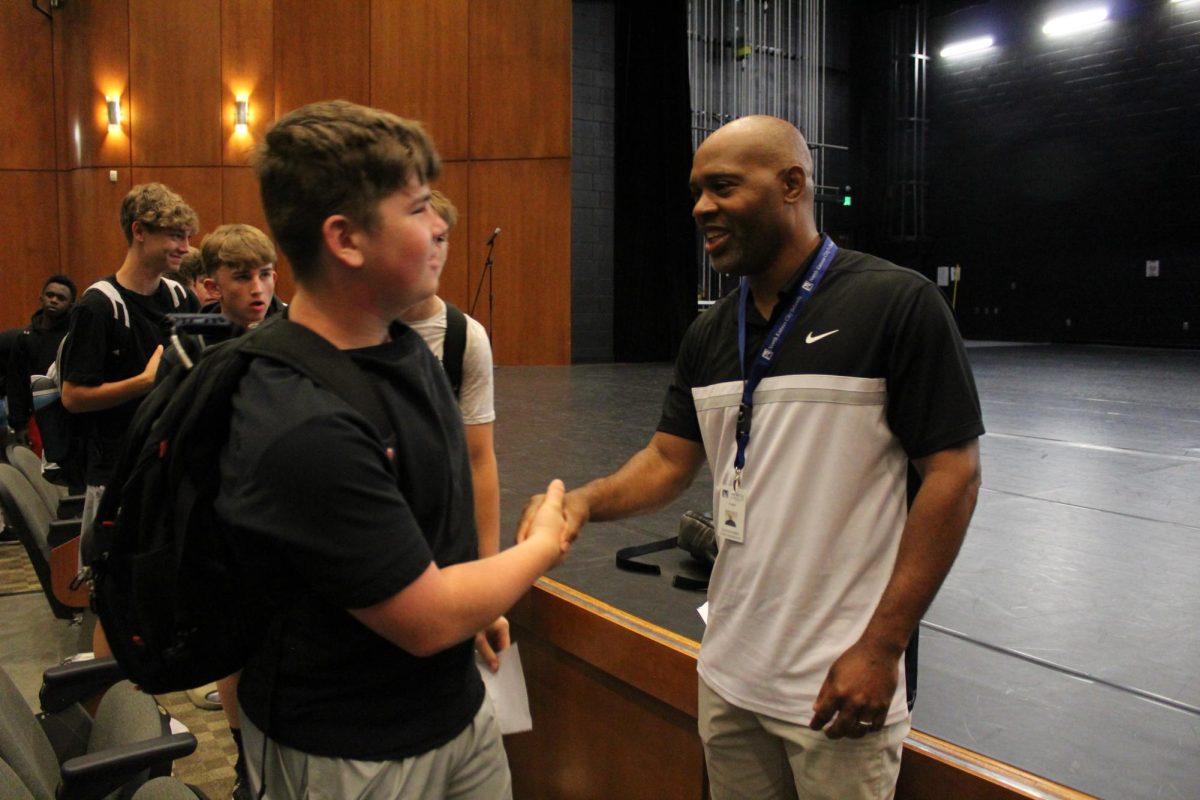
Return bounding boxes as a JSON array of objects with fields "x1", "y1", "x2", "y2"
[{"x1": 717, "y1": 484, "x2": 746, "y2": 543}]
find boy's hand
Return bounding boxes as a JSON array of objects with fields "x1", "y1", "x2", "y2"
[
  {"x1": 517, "y1": 486, "x2": 588, "y2": 548},
  {"x1": 140, "y1": 345, "x2": 165, "y2": 390},
  {"x1": 526, "y1": 479, "x2": 570, "y2": 561},
  {"x1": 475, "y1": 616, "x2": 510, "y2": 673}
]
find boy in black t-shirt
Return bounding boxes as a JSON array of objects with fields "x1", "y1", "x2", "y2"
[
  {"x1": 6, "y1": 275, "x2": 76, "y2": 450},
  {"x1": 198, "y1": 223, "x2": 285, "y2": 329},
  {"x1": 60, "y1": 183, "x2": 200, "y2": 554},
  {"x1": 229, "y1": 100, "x2": 570, "y2": 799}
]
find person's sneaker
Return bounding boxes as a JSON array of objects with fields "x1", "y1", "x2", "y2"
[{"x1": 185, "y1": 682, "x2": 223, "y2": 710}]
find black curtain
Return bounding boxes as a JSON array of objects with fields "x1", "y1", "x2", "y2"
[{"x1": 613, "y1": 0, "x2": 697, "y2": 362}]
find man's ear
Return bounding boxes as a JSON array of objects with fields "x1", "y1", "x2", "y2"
[
  {"x1": 781, "y1": 165, "x2": 809, "y2": 203},
  {"x1": 130, "y1": 220, "x2": 147, "y2": 243},
  {"x1": 201, "y1": 275, "x2": 221, "y2": 300},
  {"x1": 321, "y1": 215, "x2": 367, "y2": 270}
]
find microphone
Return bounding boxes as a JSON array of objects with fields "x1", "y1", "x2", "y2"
[{"x1": 486, "y1": 227, "x2": 501, "y2": 246}]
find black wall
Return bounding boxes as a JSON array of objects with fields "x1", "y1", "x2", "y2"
[{"x1": 923, "y1": 0, "x2": 1200, "y2": 345}]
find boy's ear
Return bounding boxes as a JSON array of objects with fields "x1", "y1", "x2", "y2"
[
  {"x1": 130, "y1": 220, "x2": 147, "y2": 243},
  {"x1": 201, "y1": 275, "x2": 221, "y2": 299},
  {"x1": 321, "y1": 215, "x2": 367, "y2": 270}
]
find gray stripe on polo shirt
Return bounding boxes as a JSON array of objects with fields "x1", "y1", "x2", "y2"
[{"x1": 693, "y1": 385, "x2": 885, "y2": 412}]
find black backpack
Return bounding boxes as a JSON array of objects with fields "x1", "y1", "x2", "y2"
[
  {"x1": 442, "y1": 302, "x2": 468, "y2": 399},
  {"x1": 89, "y1": 315, "x2": 392, "y2": 693}
]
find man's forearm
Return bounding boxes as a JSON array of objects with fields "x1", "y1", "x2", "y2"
[
  {"x1": 575, "y1": 432, "x2": 706, "y2": 523},
  {"x1": 859, "y1": 441, "x2": 982, "y2": 656}
]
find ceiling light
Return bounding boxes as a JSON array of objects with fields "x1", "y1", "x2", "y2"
[
  {"x1": 1043, "y1": 7, "x2": 1108, "y2": 37},
  {"x1": 940, "y1": 36, "x2": 995, "y2": 58}
]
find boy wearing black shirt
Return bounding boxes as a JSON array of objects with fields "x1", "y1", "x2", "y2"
[
  {"x1": 60, "y1": 183, "x2": 199, "y2": 569},
  {"x1": 228, "y1": 100, "x2": 570, "y2": 799}
]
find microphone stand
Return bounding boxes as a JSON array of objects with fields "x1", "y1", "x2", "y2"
[{"x1": 470, "y1": 235, "x2": 498, "y2": 341}]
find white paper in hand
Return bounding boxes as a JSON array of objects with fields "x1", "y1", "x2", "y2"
[{"x1": 474, "y1": 641, "x2": 533, "y2": 735}]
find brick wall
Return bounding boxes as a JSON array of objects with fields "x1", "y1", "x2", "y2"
[
  {"x1": 571, "y1": 0, "x2": 616, "y2": 362},
  {"x1": 925, "y1": 0, "x2": 1200, "y2": 345}
]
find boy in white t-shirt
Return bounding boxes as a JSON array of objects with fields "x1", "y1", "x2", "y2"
[{"x1": 400, "y1": 190, "x2": 505, "y2": 669}]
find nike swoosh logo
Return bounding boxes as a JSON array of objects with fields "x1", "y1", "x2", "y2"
[{"x1": 805, "y1": 329, "x2": 839, "y2": 344}]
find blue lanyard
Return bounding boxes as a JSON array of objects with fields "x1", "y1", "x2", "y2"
[{"x1": 733, "y1": 235, "x2": 838, "y2": 484}]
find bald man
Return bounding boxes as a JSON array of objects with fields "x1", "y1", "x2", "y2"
[{"x1": 520, "y1": 115, "x2": 984, "y2": 799}]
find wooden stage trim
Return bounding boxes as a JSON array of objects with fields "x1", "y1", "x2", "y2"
[{"x1": 509, "y1": 579, "x2": 1095, "y2": 800}]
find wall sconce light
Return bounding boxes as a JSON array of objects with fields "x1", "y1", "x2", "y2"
[
  {"x1": 106, "y1": 95, "x2": 122, "y2": 133},
  {"x1": 235, "y1": 96, "x2": 249, "y2": 133}
]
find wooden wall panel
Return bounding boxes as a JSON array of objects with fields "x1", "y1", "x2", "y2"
[
  {"x1": 0, "y1": 173, "x2": 60, "y2": 329},
  {"x1": 53, "y1": 1, "x2": 131, "y2": 169},
  {"x1": 371, "y1": 0, "x2": 470, "y2": 160},
  {"x1": 130, "y1": 167, "x2": 223, "y2": 245},
  {"x1": 8, "y1": 0, "x2": 573, "y2": 365},
  {"x1": 274, "y1": 0, "x2": 369, "y2": 117},
  {"x1": 469, "y1": 0, "x2": 571, "y2": 160},
  {"x1": 222, "y1": 166, "x2": 295, "y2": 303},
  {"x1": 222, "y1": 0, "x2": 274, "y2": 166},
  {"x1": 130, "y1": 0, "x2": 222, "y2": 166},
  {"x1": 469, "y1": 159, "x2": 571, "y2": 365},
  {"x1": 433, "y1": 162, "x2": 470, "y2": 310},
  {"x1": 57, "y1": 169, "x2": 134, "y2": 287},
  {"x1": 0, "y1": 5, "x2": 56, "y2": 170}
]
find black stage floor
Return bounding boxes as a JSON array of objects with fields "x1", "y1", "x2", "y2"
[{"x1": 492, "y1": 343, "x2": 1200, "y2": 800}]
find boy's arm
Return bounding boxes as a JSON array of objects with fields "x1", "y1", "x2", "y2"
[
  {"x1": 465, "y1": 421, "x2": 506, "y2": 669},
  {"x1": 61, "y1": 346, "x2": 163, "y2": 413},
  {"x1": 350, "y1": 480, "x2": 568, "y2": 656},
  {"x1": 465, "y1": 422, "x2": 500, "y2": 558}
]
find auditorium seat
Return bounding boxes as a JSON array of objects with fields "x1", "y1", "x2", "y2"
[
  {"x1": 0, "y1": 661, "x2": 199, "y2": 800},
  {"x1": 0, "y1": 464, "x2": 85, "y2": 619},
  {"x1": 4, "y1": 445, "x2": 84, "y2": 521}
]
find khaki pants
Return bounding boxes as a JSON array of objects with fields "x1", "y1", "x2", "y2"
[
  {"x1": 240, "y1": 696, "x2": 512, "y2": 800},
  {"x1": 699, "y1": 678, "x2": 909, "y2": 800}
]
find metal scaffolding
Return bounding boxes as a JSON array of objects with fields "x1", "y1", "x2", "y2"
[
  {"x1": 687, "y1": 0, "x2": 831, "y2": 304},
  {"x1": 886, "y1": 2, "x2": 928, "y2": 243}
]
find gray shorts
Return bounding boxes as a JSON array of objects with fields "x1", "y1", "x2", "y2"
[{"x1": 240, "y1": 695, "x2": 512, "y2": 800}]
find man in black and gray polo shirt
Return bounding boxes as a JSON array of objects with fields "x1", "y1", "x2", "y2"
[{"x1": 521, "y1": 115, "x2": 984, "y2": 799}]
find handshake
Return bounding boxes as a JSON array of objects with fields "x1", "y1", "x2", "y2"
[{"x1": 517, "y1": 480, "x2": 588, "y2": 564}]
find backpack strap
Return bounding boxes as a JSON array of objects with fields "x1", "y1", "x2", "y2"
[
  {"x1": 162, "y1": 277, "x2": 188, "y2": 308},
  {"x1": 443, "y1": 302, "x2": 467, "y2": 400},
  {"x1": 238, "y1": 316, "x2": 395, "y2": 446},
  {"x1": 84, "y1": 279, "x2": 129, "y2": 327}
]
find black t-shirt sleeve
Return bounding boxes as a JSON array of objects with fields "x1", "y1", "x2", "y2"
[
  {"x1": 886, "y1": 282, "x2": 985, "y2": 459},
  {"x1": 657, "y1": 316, "x2": 706, "y2": 443},
  {"x1": 226, "y1": 411, "x2": 435, "y2": 610},
  {"x1": 60, "y1": 300, "x2": 113, "y2": 386}
]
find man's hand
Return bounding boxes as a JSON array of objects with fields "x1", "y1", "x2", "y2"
[
  {"x1": 809, "y1": 639, "x2": 900, "y2": 739},
  {"x1": 516, "y1": 487, "x2": 588, "y2": 551},
  {"x1": 475, "y1": 615, "x2": 510, "y2": 673}
]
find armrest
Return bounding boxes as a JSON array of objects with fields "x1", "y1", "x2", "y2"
[
  {"x1": 40, "y1": 657, "x2": 126, "y2": 713},
  {"x1": 48, "y1": 518, "x2": 82, "y2": 548},
  {"x1": 57, "y1": 494, "x2": 86, "y2": 519},
  {"x1": 58, "y1": 732, "x2": 197, "y2": 800}
]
